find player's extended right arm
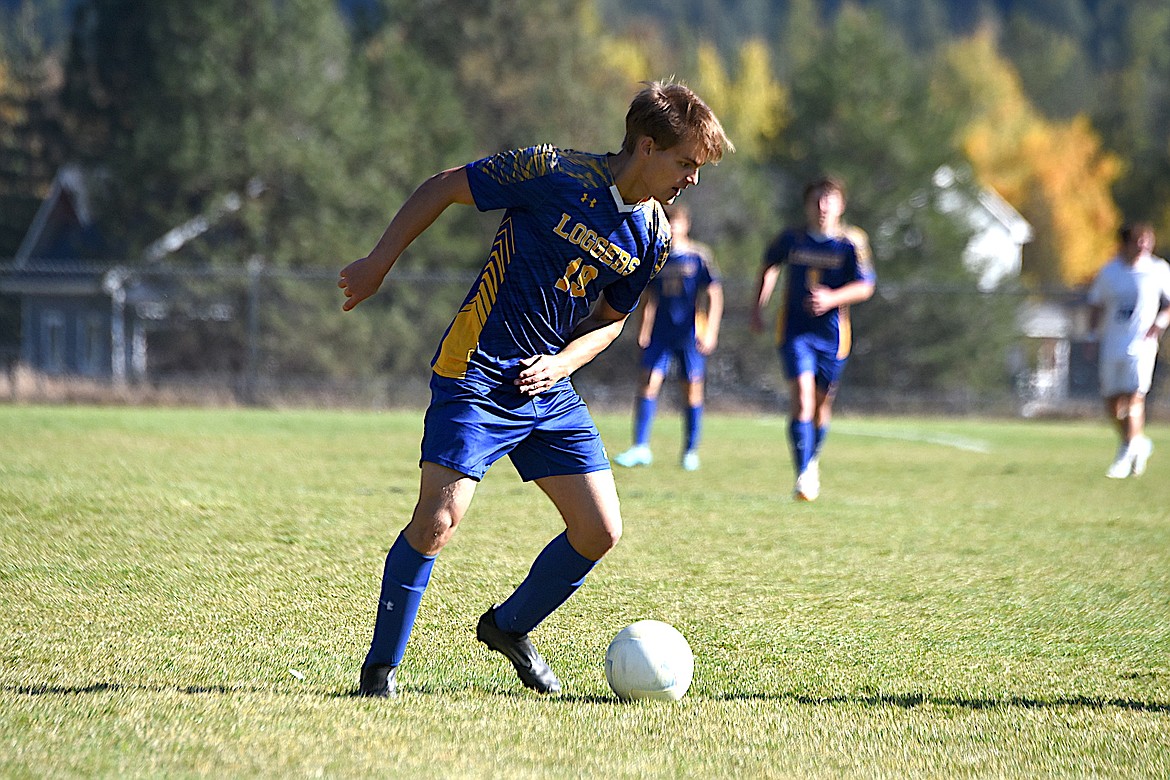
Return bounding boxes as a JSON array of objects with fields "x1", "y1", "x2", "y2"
[
  {"x1": 637, "y1": 293, "x2": 657, "y2": 349},
  {"x1": 749, "y1": 264, "x2": 780, "y2": 334},
  {"x1": 339, "y1": 166, "x2": 474, "y2": 311}
]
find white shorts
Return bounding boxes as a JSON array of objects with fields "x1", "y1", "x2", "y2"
[{"x1": 1099, "y1": 350, "x2": 1157, "y2": 397}]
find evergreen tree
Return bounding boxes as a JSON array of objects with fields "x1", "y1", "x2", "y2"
[
  {"x1": 0, "y1": 0, "x2": 70, "y2": 361},
  {"x1": 62, "y1": 0, "x2": 377, "y2": 264},
  {"x1": 1001, "y1": 12, "x2": 1095, "y2": 119},
  {"x1": 776, "y1": 6, "x2": 963, "y2": 233},
  {"x1": 779, "y1": 0, "x2": 824, "y2": 74},
  {"x1": 20, "y1": 0, "x2": 1170, "y2": 398},
  {"x1": 0, "y1": 0, "x2": 69, "y2": 256},
  {"x1": 769, "y1": 7, "x2": 1017, "y2": 395},
  {"x1": 57, "y1": 0, "x2": 463, "y2": 381},
  {"x1": 376, "y1": 0, "x2": 630, "y2": 155},
  {"x1": 867, "y1": 0, "x2": 950, "y2": 51},
  {"x1": 1092, "y1": 1, "x2": 1170, "y2": 232},
  {"x1": 1011, "y1": 0, "x2": 1093, "y2": 43}
]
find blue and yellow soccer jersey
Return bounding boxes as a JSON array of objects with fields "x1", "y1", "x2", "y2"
[
  {"x1": 648, "y1": 243, "x2": 718, "y2": 345},
  {"x1": 433, "y1": 145, "x2": 670, "y2": 385},
  {"x1": 763, "y1": 227, "x2": 876, "y2": 357}
]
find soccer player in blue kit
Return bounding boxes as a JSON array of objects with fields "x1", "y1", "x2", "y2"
[
  {"x1": 614, "y1": 203, "x2": 724, "y2": 471},
  {"x1": 339, "y1": 81, "x2": 732, "y2": 698},
  {"x1": 750, "y1": 176, "x2": 875, "y2": 502}
]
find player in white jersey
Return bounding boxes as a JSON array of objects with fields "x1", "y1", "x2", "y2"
[{"x1": 1086, "y1": 222, "x2": 1170, "y2": 478}]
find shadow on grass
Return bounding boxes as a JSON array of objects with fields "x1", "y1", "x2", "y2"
[
  {"x1": 9, "y1": 682, "x2": 299, "y2": 697},
  {"x1": 711, "y1": 691, "x2": 1170, "y2": 713},
  {"x1": 8, "y1": 682, "x2": 1170, "y2": 713}
]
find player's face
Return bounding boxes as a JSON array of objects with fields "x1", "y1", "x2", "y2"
[
  {"x1": 1124, "y1": 229, "x2": 1155, "y2": 258},
  {"x1": 645, "y1": 137, "x2": 705, "y2": 204},
  {"x1": 1135, "y1": 230, "x2": 1155, "y2": 255},
  {"x1": 805, "y1": 188, "x2": 845, "y2": 231}
]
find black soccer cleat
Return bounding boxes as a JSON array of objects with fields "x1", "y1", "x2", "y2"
[
  {"x1": 358, "y1": 664, "x2": 398, "y2": 698},
  {"x1": 476, "y1": 605, "x2": 562, "y2": 694}
]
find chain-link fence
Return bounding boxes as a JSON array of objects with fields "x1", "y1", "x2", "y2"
[{"x1": 3, "y1": 262, "x2": 1168, "y2": 417}]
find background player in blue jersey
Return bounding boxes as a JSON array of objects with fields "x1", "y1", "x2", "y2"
[
  {"x1": 750, "y1": 176, "x2": 875, "y2": 502},
  {"x1": 613, "y1": 203, "x2": 724, "y2": 471},
  {"x1": 339, "y1": 81, "x2": 732, "y2": 698}
]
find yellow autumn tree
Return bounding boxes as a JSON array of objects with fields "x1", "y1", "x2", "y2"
[
  {"x1": 936, "y1": 29, "x2": 1121, "y2": 288},
  {"x1": 593, "y1": 11, "x2": 671, "y2": 90},
  {"x1": 694, "y1": 40, "x2": 786, "y2": 160},
  {"x1": 1023, "y1": 117, "x2": 1124, "y2": 284}
]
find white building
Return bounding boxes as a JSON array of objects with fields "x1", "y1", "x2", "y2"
[{"x1": 933, "y1": 165, "x2": 1034, "y2": 291}]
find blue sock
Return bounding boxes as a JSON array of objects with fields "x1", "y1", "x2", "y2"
[
  {"x1": 494, "y1": 532, "x2": 596, "y2": 634},
  {"x1": 789, "y1": 418, "x2": 815, "y2": 475},
  {"x1": 633, "y1": 397, "x2": 656, "y2": 447},
  {"x1": 684, "y1": 404, "x2": 702, "y2": 452},
  {"x1": 364, "y1": 533, "x2": 436, "y2": 668},
  {"x1": 814, "y1": 424, "x2": 829, "y2": 458}
]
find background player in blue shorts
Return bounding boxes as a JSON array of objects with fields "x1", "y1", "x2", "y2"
[
  {"x1": 339, "y1": 81, "x2": 732, "y2": 698},
  {"x1": 613, "y1": 203, "x2": 724, "y2": 471},
  {"x1": 750, "y1": 176, "x2": 875, "y2": 502}
]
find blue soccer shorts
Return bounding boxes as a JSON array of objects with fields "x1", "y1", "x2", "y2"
[
  {"x1": 779, "y1": 334, "x2": 847, "y2": 391},
  {"x1": 420, "y1": 373, "x2": 611, "y2": 482},
  {"x1": 642, "y1": 339, "x2": 706, "y2": 383}
]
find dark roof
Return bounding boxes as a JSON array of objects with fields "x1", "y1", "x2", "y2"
[{"x1": 14, "y1": 165, "x2": 113, "y2": 266}]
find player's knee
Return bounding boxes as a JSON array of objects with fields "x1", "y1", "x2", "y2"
[
  {"x1": 574, "y1": 520, "x2": 622, "y2": 560},
  {"x1": 602, "y1": 521, "x2": 622, "y2": 551},
  {"x1": 405, "y1": 507, "x2": 460, "y2": 554}
]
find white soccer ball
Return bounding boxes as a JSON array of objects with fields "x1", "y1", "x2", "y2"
[{"x1": 604, "y1": 619, "x2": 694, "y2": 701}]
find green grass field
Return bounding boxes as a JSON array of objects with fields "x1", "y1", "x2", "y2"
[{"x1": 2, "y1": 404, "x2": 1168, "y2": 778}]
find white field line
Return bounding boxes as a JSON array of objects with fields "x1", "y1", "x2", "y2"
[
  {"x1": 840, "y1": 428, "x2": 992, "y2": 453},
  {"x1": 752, "y1": 418, "x2": 992, "y2": 454}
]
